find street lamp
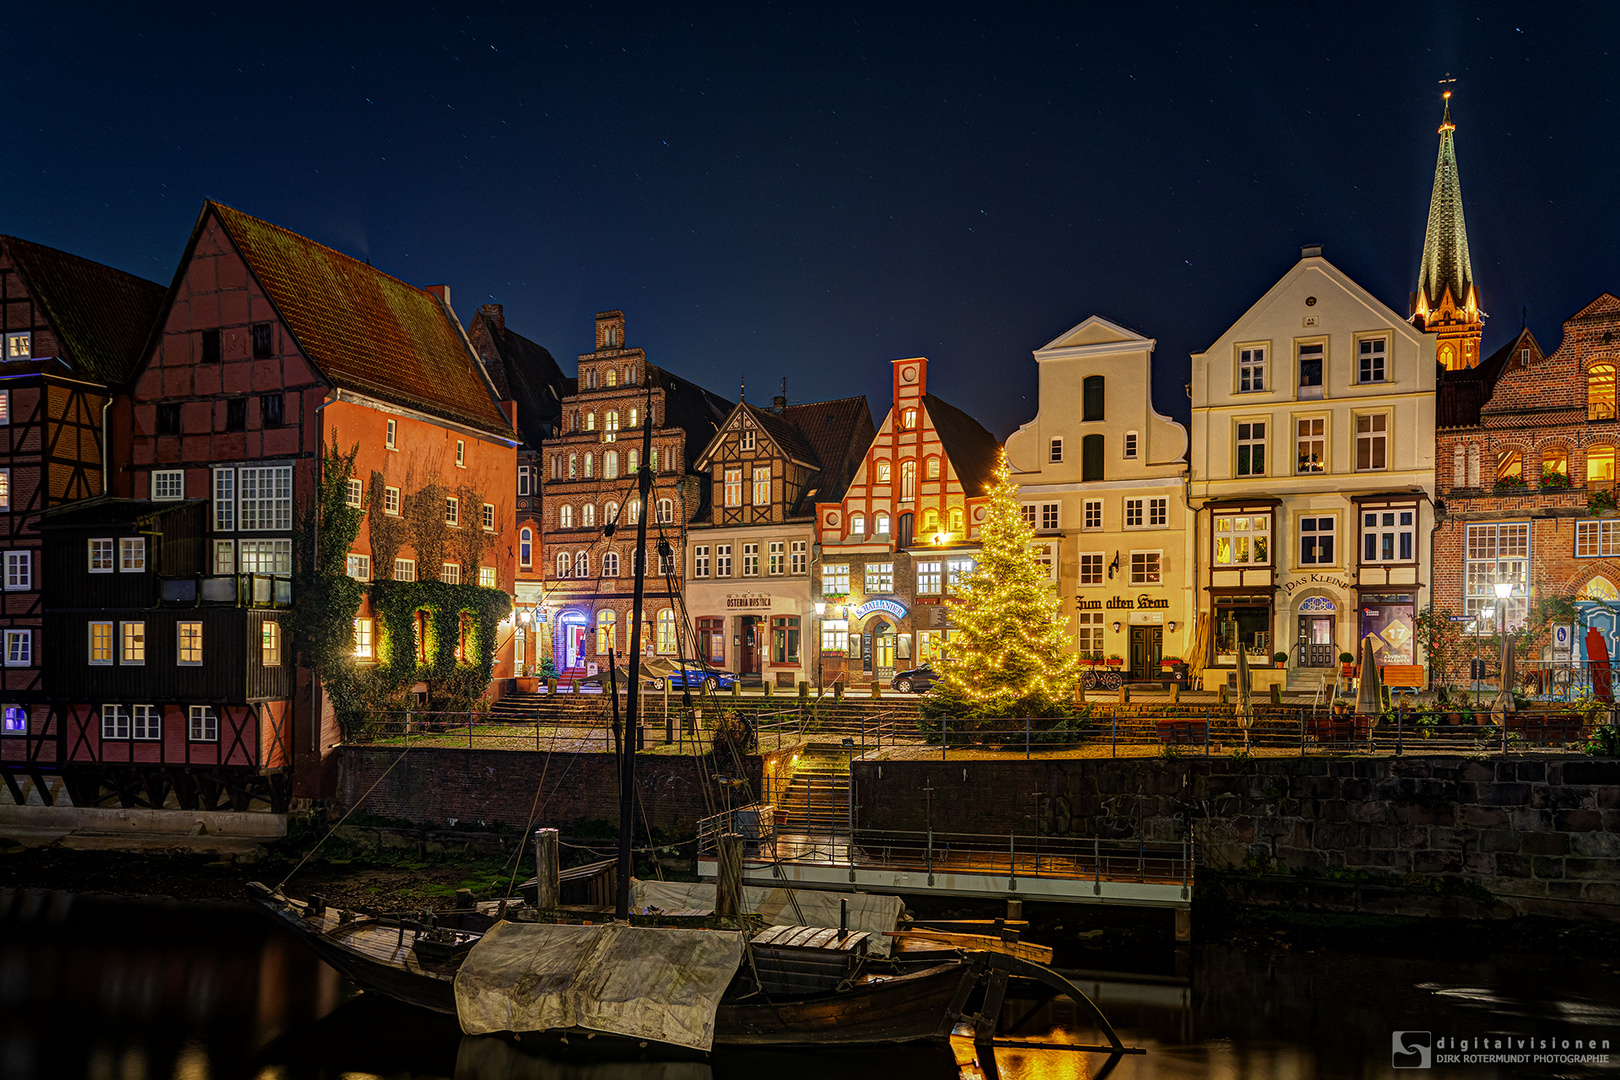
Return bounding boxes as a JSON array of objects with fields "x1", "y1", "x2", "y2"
[{"x1": 1495, "y1": 581, "x2": 1514, "y2": 751}]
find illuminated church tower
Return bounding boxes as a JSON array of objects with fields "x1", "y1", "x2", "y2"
[{"x1": 1411, "y1": 90, "x2": 1484, "y2": 371}]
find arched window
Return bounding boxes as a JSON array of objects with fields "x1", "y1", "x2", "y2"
[
  {"x1": 627, "y1": 449, "x2": 639, "y2": 472},
  {"x1": 1083, "y1": 375, "x2": 1105, "y2": 421},
  {"x1": 657, "y1": 609, "x2": 676, "y2": 653},
  {"x1": 586, "y1": 412, "x2": 596, "y2": 431},
  {"x1": 519, "y1": 527, "x2": 533, "y2": 568},
  {"x1": 582, "y1": 504, "x2": 595, "y2": 527},
  {"x1": 570, "y1": 411, "x2": 580, "y2": 433},
  {"x1": 605, "y1": 501, "x2": 620, "y2": 524},
  {"x1": 584, "y1": 453, "x2": 594, "y2": 478},
  {"x1": 900, "y1": 460, "x2": 916, "y2": 501},
  {"x1": 552, "y1": 454, "x2": 562, "y2": 480},
  {"x1": 628, "y1": 407, "x2": 638, "y2": 428},
  {"x1": 1542, "y1": 446, "x2": 1570, "y2": 484},
  {"x1": 1496, "y1": 448, "x2": 1523, "y2": 482},
  {"x1": 1590, "y1": 446, "x2": 1617, "y2": 492},
  {"x1": 606, "y1": 369, "x2": 617, "y2": 387},
  {"x1": 656, "y1": 498, "x2": 673, "y2": 524},
  {"x1": 1579, "y1": 576, "x2": 1620, "y2": 601},
  {"x1": 1452, "y1": 444, "x2": 1466, "y2": 488},
  {"x1": 572, "y1": 551, "x2": 587, "y2": 578},
  {"x1": 604, "y1": 451, "x2": 619, "y2": 479},
  {"x1": 925, "y1": 457, "x2": 940, "y2": 479},
  {"x1": 627, "y1": 499, "x2": 641, "y2": 524},
  {"x1": 1590, "y1": 363, "x2": 1616, "y2": 421},
  {"x1": 568, "y1": 453, "x2": 578, "y2": 479},
  {"x1": 625, "y1": 366, "x2": 636, "y2": 386},
  {"x1": 875, "y1": 511, "x2": 891, "y2": 536},
  {"x1": 604, "y1": 411, "x2": 619, "y2": 437},
  {"x1": 602, "y1": 552, "x2": 620, "y2": 577},
  {"x1": 596, "y1": 610, "x2": 617, "y2": 654},
  {"x1": 897, "y1": 512, "x2": 914, "y2": 548},
  {"x1": 850, "y1": 512, "x2": 867, "y2": 535},
  {"x1": 876, "y1": 460, "x2": 892, "y2": 482},
  {"x1": 559, "y1": 505, "x2": 573, "y2": 528},
  {"x1": 1466, "y1": 444, "x2": 1481, "y2": 487},
  {"x1": 556, "y1": 552, "x2": 571, "y2": 578},
  {"x1": 949, "y1": 506, "x2": 964, "y2": 533}
]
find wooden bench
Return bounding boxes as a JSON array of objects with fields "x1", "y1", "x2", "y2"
[
  {"x1": 1156, "y1": 719, "x2": 1208, "y2": 745},
  {"x1": 1381, "y1": 664, "x2": 1425, "y2": 689}
]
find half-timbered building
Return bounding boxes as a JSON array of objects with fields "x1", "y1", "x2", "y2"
[
  {"x1": 87, "y1": 201, "x2": 520, "y2": 804},
  {"x1": 687, "y1": 393, "x2": 874, "y2": 686},
  {"x1": 0, "y1": 237, "x2": 164, "y2": 805},
  {"x1": 813, "y1": 357, "x2": 1000, "y2": 688},
  {"x1": 536, "y1": 311, "x2": 732, "y2": 675}
]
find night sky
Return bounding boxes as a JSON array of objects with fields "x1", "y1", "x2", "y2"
[{"x1": 5, "y1": 3, "x2": 1618, "y2": 435}]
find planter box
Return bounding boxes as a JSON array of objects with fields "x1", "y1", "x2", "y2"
[{"x1": 514, "y1": 677, "x2": 539, "y2": 693}]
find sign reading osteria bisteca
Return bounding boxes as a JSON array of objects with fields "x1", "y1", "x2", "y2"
[
  {"x1": 725, "y1": 596, "x2": 773, "y2": 609},
  {"x1": 1073, "y1": 595, "x2": 1171, "y2": 611}
]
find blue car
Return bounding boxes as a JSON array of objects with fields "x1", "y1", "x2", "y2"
[{"x1": 649, "y1": 661, "x2": 738, "y2": 692}]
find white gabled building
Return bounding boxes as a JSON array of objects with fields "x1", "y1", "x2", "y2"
[
  {"x1": 1005, "y1": 316, "x2": 1193, "y2": 680},
  {"x1": 1189, "y1": 246, "x2": 1436, "y2": 691}
]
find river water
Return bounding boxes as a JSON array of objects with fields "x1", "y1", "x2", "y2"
[{"x1": 1, "y1": 890, "x2": 1615, "y2": 1080}]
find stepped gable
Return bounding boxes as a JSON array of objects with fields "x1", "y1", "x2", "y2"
[
  {"x1": 923, "y1": 393, "x2": 1001, "y2": 495},
  {"x1": 3, "y1": 235, "x2": 165, "y2": 384},
  {"x1": 202, "y1": 201, "x2": 513, "y2": 436}
]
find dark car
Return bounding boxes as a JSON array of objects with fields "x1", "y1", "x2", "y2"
[
  {"x1": 649, "y1": 660, "x2": 739, "y2": 692},
  {"x1": 890, "y1": 664, "x2": 937, "y2": 694}
]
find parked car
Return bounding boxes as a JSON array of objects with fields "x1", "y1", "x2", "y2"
[
  {"x1": 649, "y1": 660, "x2": 738, "y2": 692},
  {"x1": 890, "y1": 664, "x2": 937, "y2": 694}
]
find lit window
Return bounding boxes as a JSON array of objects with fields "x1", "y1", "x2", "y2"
[
  {"x1": 596, "y1": 610, "x2": 617, "y2": 654},
  {"x1": 479, "y1": 566, "x2": 496, "y2": 587},
  {"x1": 119, "y1": 538, "x2": 144, "y2": 573},
  {"x1": 560, "y1": 505, "x2": 574, "y2": 529},
  {"x1": 1296, "y1": 417, "x2": 1326, "y2": 474},
  {"x1": 772, "y1": 615, "x2": 801, "y2": 664},
  {"x1": 238, "y1": 466, "x2": 292, "y2": 530},
  {"x1": 177, "y1": 622, "x2": 203, "y2": 666},
  {"x1": 1464, "y1": 523, "x2": 1529, "y2": 625},
  {"x1": 213, "y1": 540, "x2": 234, "y2": 574},
  {"x1": 346, "y1": 553, "x2": 371, "y2": 580},
  {"x1": 865, "y1": 562, "x2": 894, "y2": 593},
  {"x1": 0, "y1": 468, "x2": 8, "y2": 511},
  {"x1": 875, "y1": 512, "x2": 890, "y2": 536},
  {"x1": 1, "y1": 705, "x2": 24, "y2": 732},
  {"x1": 121, "y1": 621, "x2": 145, "y2": 665},
  {"x1": 1591, "y1": 363, "x2": 1617, "y2": 421},
  {"x1": 582, "y1": 504, "x2": 595, "y2": 528},
  {"x1": 657, "y1": 610, "x2": 677, "y2": 654},
  {"x1": 153, "y1": 470, "x2": 184, "y2": 500},
  {"x1": 916, "y1": 561, "x2": 941, "y2": 594},
  {"x1": 346, "y1": 478, "x2": 363, "y2": 508},
  {"x1": 4, "y1": 629, "x2": 30, "y2": 667},
  {"x1": 902, "y1": 408, "x2": 917, "y2": 428},
  {"x1": 725, "y1": 468, "x2": 742, "y2": 507},
  {"x1": 353, "y1": 618, "x2": 374, "y2": 659},
  {"x1": 821, "y1": 563, "x2": 849, "y2": 594},
  {"x1": 520, "y1": 528, "x2": 533, "y2": 568},
  {"x1": 604, "y1": 451, "x2": 619, "y2": 478},
  {"x1": 900, "y1": 460, "x2": 916, "y2": 501},
  {"x1": 188, "y1": 706, "x2": 218, "y2": 742},
  {"x1": 752, "y1": 466, "x2": 771, "y2": 505},
  {"x1": 0, "y1": 391, "x2": 7, "y2": 426},
  {"x1": 1034, "y1": 542, "x2": 1058, "y2": 582},
  {"x1": 89, "y1": 538, "x2": 114, "y2": 573},
  {"x1": 821, "y1": 619, "x2": 848, "y2": 652},
  {"x1": 3, "y1": 550, "x2": 28, "y2": 590},
  {"x1": 556, "y1": 552, "x2": 572, "y2": 578},
  {"x1": 849, "y1": 512, "x2": 866, "y2": 535},
  {"x1": 5, "y1": 332, "x2": 31, "y2": 359},
  {"x1": 1214, "y1": 514, "x2": 1271, "y2": 566},
  {"x1": 89, "y1": 621, "x2": 113, "y2": 665},
  {"x1": 877, "y1": 460, "x2": 891, "y2": 483},
  {"x1": 238, "y1": 539, "x2": 292, "y2": 575},
  {"x1": 740, "y1": 427, "x2": 755, "y2": 451},
  {"x1": 262, "y1": 621, "x2": 281, "y2": 666}
]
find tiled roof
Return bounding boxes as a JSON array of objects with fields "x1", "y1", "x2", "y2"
[
  {"x1": 646, "y1": 364, "x2": 734, "y2": 471},
  {"x1": 206, "y1": 202, "x2": 514, "y2": 437},
  {"x1": 744, "y1": 402, "x2": 818, "y2": 464},
  {"x1": 467, "y1": 307, "x2": 567, "y2": 447},
  {"x1": 783, "y1": 396, "x2": 875, "y2": 507},
  {"x1": 923, "y1": 393, "x2": 1001, "y2": 495},
  {"x1": 3, "y1": 236, "x2": 165, "y2": 385}
]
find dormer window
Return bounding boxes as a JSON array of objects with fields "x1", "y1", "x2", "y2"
[
  {"x1": 876, "y1": 460, "x2": 891, "y2": 483},
  {"x1": 850, "y1": 512, "x2": 866, "y2": 535}
]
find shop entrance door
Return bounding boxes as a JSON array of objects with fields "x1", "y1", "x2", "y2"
[
  {"x1": 1297, "y1": 616, "x2": 1336, "y2": 666},
  {"x1": 561, "y1": 618, "x2": 587, "y2": 670},
  {"x1": 1129, "y1": 626, "x2": 1162, "y2": 679},
  {"x1": 873, "y1": 626, "x2": 897, "y2": 681},
  {"x1": 739, "y1": 616, "x2": 762, "y2": 679}
]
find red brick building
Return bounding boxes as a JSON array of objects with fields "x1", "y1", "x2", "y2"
[
  {"x1": 92, "y1": 201, "x2": 519, "y2": 803},
  {"x1": 0, "y1": 237, "x2": 164, "y2": 804},
  {"x1": 536, "y1": 310, "x2": 732, "y2": 675},
  {"x1": 1434, "y1": 294, "x2": 1620, "y2": 677}
]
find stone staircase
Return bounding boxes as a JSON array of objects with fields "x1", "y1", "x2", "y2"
[{"x1": 772, "y1": 745, "x2": 853, "y2": 835}]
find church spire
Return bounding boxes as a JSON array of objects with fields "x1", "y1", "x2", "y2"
[{"x1": 1412, "y1": 87, "x2": 1484, "y2": 371}]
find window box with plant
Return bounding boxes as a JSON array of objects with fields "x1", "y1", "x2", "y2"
[
  {"x1": 1159, "y1": 655, "x2": 1182, "y2": 667},
  {"x1": 1105, "y1": 654, "x2": 1124, "y2": 667},
  {"x1": 1494, "y1": 474, "x2": 1528, "y2": 493},
  {"x1": 1591, "y1": 489, "x2": 1618, "y2": 515},
  {"x1": 1540, "y1": 469, "x2": 1572, "y2": 490}
]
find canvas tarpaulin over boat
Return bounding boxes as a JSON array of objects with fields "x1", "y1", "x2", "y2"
[
  {"x1": 630, "y1": 879, "x2": 905, "y2": 956},
  {"x1": 454, "y1": 921, "x2": 744, "y2": 1050}
]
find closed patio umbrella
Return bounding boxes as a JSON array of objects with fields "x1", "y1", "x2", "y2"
[
  {"x1": 1354, "y1": 635, "x2": 1383, "y2": 718},
  {"x1": 1490, "y1": 631, "x2": 1517, "y2": 715},
  {"x1": 1235, "y1": 640, "x2": 1253, "y2": 749}
]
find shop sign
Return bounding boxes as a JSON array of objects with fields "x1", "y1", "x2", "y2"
[
  {"x1": 725, "y1": 595, "x2": 773, "y2": 609},
  {"x1": 1075, "y1": 595, "x2": 1171, "y2": 611},
  {"x1": 1281, "y1": 573, "x2": 1355, "y2": 595},
  {"x1": 853, "y1": 598, "x2": 908, "y2": 620}
]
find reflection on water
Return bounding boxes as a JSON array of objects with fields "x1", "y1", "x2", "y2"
[{"x1": 1, "y1": 889, "x2": 1615, "y2": 1080}]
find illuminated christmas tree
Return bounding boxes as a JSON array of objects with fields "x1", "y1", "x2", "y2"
[{"x1": 927, "y1": 450, "x2": 1080, "y2": 718}]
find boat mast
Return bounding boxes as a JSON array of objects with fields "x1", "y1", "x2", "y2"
[{"x1": 617, "y1": 383, "x2": 655, "y2": 920}]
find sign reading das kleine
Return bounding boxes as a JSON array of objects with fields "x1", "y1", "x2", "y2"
[{"x1": 853, "y1": 598, "x2": 908, "y2": 620}]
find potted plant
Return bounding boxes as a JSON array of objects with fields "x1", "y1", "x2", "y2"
[
  {"x1": 1105, "y1": 654, "x2": 1124, "y2": 667},
  {"x1": 1591, "y1": 489, "x2": 1617, "y2": 514},
  {"x1": 1495, "y1": 473, "x2": 1528, "y2": 493},
  {"x1": 1274, "y1": 651, "x2": 1289, "y2": 669},
  {"x1": 1339, "y1": 651, "x2": 1357, "y2": 677},
  {"x1": 1083, "y1": 651, "x2": 1104, "y2": 667},
  {"x1": 1159, "y1": 655, "x2": 1182, "y2": 667}
]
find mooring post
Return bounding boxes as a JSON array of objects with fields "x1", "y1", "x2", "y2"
[
  {"x1": 1025, "y1": 716, "x2": 1031, "y2": 760},
  {"x1": 1093, "y1": 836, "x2": 1102, "y2": 896},
  {"x1": 1175, "y1": 907, "x2": 1192, "y2": 943},
  {"x1": 534, "y1": 827, "x2": 560, "y2": 911},
  {"x1": 716, "y1": 832, "x2": 744, "y2": 919}
]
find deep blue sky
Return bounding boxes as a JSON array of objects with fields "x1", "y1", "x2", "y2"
[{"x1": 5, "y1": 3, "x2": 1618, "y2": 435}]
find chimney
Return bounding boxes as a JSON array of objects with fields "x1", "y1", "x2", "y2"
[
  {"x1": 480, "y1": 303, "x2": 505, "y2": 333},
  {"x1": 426, "y1": 284, "x2": 452, "y2": 310},
  {"x1": 771, "y1": 394, "x2": 787, "y2": 413},
  {"x1": 1300, "y1": 244, "x2": 1322, "y2": 259}
]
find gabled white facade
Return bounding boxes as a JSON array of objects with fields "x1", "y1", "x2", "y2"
[
  {"x1": 1190, "y1": 247, "x2": 1437, "y2": 687},
  {"x1": 1005, "y1": 316, "x2": 1194, "y2": 678}
]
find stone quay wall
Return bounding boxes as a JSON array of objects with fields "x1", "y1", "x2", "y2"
[
  {"x1": 851, "y1": 755, "x2": 1620, "y2": 920},
  {"x1": 335, "y1": 747, "x2": 762, "y2": 836}
]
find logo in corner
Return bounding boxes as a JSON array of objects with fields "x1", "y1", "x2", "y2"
[{"x1": 1392, "y1": 1031, "x2": 1432, "y2": 1069}]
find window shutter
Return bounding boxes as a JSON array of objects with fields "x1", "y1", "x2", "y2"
[
  {"x1": 1083, "y1": 376, "x2": 1105, "y2": 421},
  {"x1": 1082, "y1": 434, "x2": 1104, "y2": 481}
]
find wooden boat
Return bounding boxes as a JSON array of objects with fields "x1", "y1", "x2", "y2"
[{"x1": 246, "y1": 882, "x2": 1126, "y2": 1052}]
